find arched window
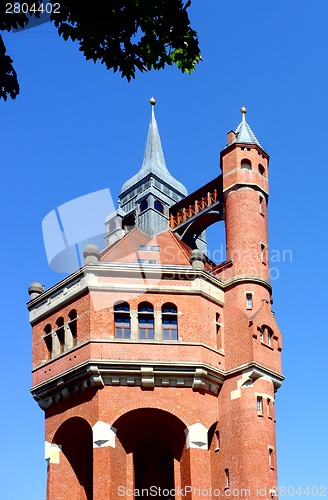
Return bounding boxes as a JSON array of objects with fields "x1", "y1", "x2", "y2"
[
  {"x1": 139, "y1": 198, "x2": 148, "y2": 212},
  {"x1": 114, "y1": 302, "x2": 131, "y2": 339},
  {"x1": 138, "y1": 302, "x2": 154, "y2": 339},
  {"x1": 259, "y1": 325, "x2": 274, "y2": 347},
  {"x1": 154, "y1": 200, "x2": 165, "y2": 214},
  {"x1": 258, "y1": 163, "x2": 265, "y2": 175},
  {"x1": 68, "y1": 309, "x2": 77, "y2": 346},
  {"x1": 241, "y1": 158, "x2": 252, "y2": 170},
  {"x1": 162, "y1": 303, "x2": 178, "y2": 340},
  {"x1": 56, "y1": 317, "x2": 65, "y2": 353},
  {"x1": 44, "y1": 324, "x2": 53, "y2": 359}
]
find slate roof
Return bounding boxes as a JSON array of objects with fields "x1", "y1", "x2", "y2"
[{"x1": 120, "y1": 103, "x2": 188, "y2": 197}]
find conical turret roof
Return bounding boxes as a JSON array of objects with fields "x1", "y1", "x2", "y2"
[{"x1": 232, "y1": 107, "x2": 263, "y2": 149}]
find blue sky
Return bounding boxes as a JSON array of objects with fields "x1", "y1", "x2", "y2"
[{"x1": 1, "y1": 1, "x2": 327, "y2": 498}]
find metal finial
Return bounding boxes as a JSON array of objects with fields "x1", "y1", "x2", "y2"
[
  {"x1": 150, "y1": 97, "x2": 156, "y2": 106},
  {"x1": 241, "y1": 106, "x2": 247, "y2": 122}
]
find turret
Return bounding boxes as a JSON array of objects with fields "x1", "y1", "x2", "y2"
[{"x1": 221, "y1": 107, "x2": 270, "y2": 282}]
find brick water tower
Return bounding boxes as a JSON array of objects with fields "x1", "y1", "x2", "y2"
[{"x1": 28, "y1": 101, "x2": 283, "y2": 499}]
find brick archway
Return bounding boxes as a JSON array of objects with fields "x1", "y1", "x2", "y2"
[
  {"x1": 112, "y1": 408, "x2": 188, "y2": 498},
  {"x1": 50, "y1": 417, "x2": 93, "y2": 500},
  {"x1": 110, "y1": 401, "x2": 191, "y2": 428}
]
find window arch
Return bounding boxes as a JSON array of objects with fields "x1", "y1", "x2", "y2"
[
  {"x1": 56, "y1": 317, "x2": 65, "y2": 353},
  {"x1": 241, "y1": 158, "x2": 252, "y2": 170},
  {"x1": 258, "y1": 163, "x2": 265, "y2": 175},
  {"x1": 44, "y1": 323, "x2": 52, "y2": 334},
  {"x1": 138, "y1": 302, "x2": 154, "y2": 339},
  {"x1": 139, "y1": 198, "x2": 148, "y2": 212},
  {"x1": 162, "y1": 303, "x2": 178, "y2": 340},
  {"x1": 68, "y1": 309, "x2": 77, "y2": 346},
  {"x1": 259, "y1": 325, "x2": 274, "y2": 347},
  {"x1": 154, "y1": 200, "x2": 165, "y2": 214},
  {"x1": 114, "y1": 302, "x2": 131, "y2": 339}
]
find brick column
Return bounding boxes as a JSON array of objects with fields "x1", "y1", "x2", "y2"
[
  {"x1": 184, "y1": 423, "x2": 211, "y2": 499},
  {"x1": 93, "y1": 447, "x2": 112, "y2": 500}
]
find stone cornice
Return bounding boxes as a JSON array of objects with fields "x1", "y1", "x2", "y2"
[
  {"x1": 31, "y1": 359, "x2": 225, "y2": 409},
  {"x1": 225, "y1": 361, "x2": 284, "y2": 390},
  {"x1": 223, "y1": 181, "x2": 268, "y2": 197},
  {"x1": 31, "y1": 357, "x2": 283, "y2": 410},
  {"x1": 223, "y1": 274, "x2": 272, "y2": 293}
]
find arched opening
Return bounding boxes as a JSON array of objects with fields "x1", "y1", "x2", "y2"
[
  {"x1": 154, "y1": 200, "x2": 165, "y2": 214},
  {"x1": 258, "y1": 163, "x2": 265, "y2": 175},
  {"x1": 241, "y1": 158, "x2": 252, "y2": 170},
  {"x1": 139, "y1": 198, "x2": 148, "y2": 212},
  {"x1": 56, "y1": 317, "x2": 65, "y2": 353},
  {"x1": 52, "y1": 417, "x2": 93, "y2": 500},
  {"x1": 68, "y1": 309, "x2": 77, "y2": 346},
  {"x1": 113, "y1": 408, "x2": 187, "y2": 498},
  {"x1": 43, "y1": 323, "x2": 53, "y2": 359}
]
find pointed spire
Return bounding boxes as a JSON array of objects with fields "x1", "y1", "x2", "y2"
[
  {"x1": 120, "y1": 98, "x2": 187, "y2": 197},
  {"x1": 233, "y1": 107, "x2": 263, "y2": 148},
  {"x1": 141, "y1": 97, "x2": 170, "y2": 174}
]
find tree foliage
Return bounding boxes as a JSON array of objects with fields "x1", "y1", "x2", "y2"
[{"x1": 0, "y1": 0, "x2": 200, "y2": 101}]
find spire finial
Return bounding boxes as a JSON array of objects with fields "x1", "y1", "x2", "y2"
[
  {"x1": 150, "y1": 97, "x2": 156, "y2": 120},
  {"x1": 241, "y1": 106, "x2": 247, "y2": 122}
]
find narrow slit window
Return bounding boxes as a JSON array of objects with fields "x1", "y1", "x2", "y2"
[
  {"x1": 215, "y1": 431, "x2": 221, "y2": 452},
  {"x1": 267, "y1": 399, "x2": 272, "y2": 418},
  {"x1": 68, "y1": 309, "x2": 77, "y2": 346},
  {"x1": 43, "y1": 324, "x2": 52, "y2": 359},
  {"x1": 224, "y1": 468, "x2": 230, "y2": 489},
  {"x1": 261, "y1": 243, "x2": 267, "y2": 264},
  {"x1": 269, "y1": 447, "x2": 275, "y2": 469},
  {"x1": 215, "y1": 313, "x2": 221, "y2": 349},
  {"x1": 257, "y1": 396, "x2": 263, "y2": 414},
  {"x1": 259, "y1": 195, "x2": 265, "y2": 215},
  {"x1": 246, "y1": 293, "x2": 253, "y2": 309}
]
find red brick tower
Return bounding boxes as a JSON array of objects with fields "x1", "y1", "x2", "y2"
[{"x1": 28, "y1": 103, "x2": 283, "y2": 499}]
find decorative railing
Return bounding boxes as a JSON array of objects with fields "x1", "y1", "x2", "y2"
[{"x1": 170, "y1": 189, "x2": 219, "y2": 229}]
